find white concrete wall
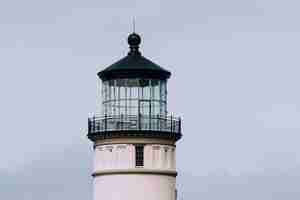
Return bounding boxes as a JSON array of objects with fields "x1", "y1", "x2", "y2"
[
  {"x1": 93, "y1": 144, "x2": 176, "y2": 172},
  {"x1": 93, "y1": 174, "x2": 176, "y2": 200},
  {"x1": 94, "y1": 144, "x2": 134, "y2": 171}
]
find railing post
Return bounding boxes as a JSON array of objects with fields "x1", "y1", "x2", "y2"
[
  {"x1": 179, "y1": 117, "x2": 181, "y2": 133},
  {"x1": 93, "y1": 116, "x2": 96, "y2": 133},
  {"x1": 138, "y1": 113, "x2": 141, "y2": 131},
  {"x1": 88, "y1": 118, "x2": 91, "y2": 133},
  {"x1": 149, "y1": 115, "x2": 151, "y2": 130},
  {"x1": 121, "y1": 114, "x2": 123, "y2": 130},
  {"x1": 104, "y1": 114, "x2": 107, "y2": 132},
  {"x1": 164, "y1": 115, "x2": 167, "y2": 131},
  {"x1": 157, "y1": 114, "x2": 159, "y2": 131}
]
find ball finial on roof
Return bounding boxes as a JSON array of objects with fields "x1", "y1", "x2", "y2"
[
  {"x1": 127, "y1": 33, "x2": 141, "y2": 55},
  {"x1": 128, "y1": 32, "x2": 141, "y2": 47}
]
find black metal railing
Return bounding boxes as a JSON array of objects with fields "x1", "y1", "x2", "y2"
[{"x1": 88, "y1": 114, "x2": 181, "y2": 135}]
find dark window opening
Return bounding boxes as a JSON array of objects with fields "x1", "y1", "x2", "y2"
[{"x1": 135, "y1": 145, "x2": 144, "y2": 167}]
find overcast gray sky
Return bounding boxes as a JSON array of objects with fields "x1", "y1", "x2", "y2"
[{"x1": 1, "y1": 0, "x2": 300, "y2": 199}]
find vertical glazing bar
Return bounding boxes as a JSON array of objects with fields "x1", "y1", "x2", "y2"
[
  {"x1": 104, "y1": 82, "x2": 106, "y2": 115},
  {"x1": 138, "y1": 79, "x2": 141, "y2": 130},
  {"x1": 129, "y1": 85, "x2": 132, "y2": 116},
  {"x1": 107, "y1": 81, "x2": 110, "y2": 115},
  {"x1": 159, "y1": 80, "x2": 162, "y2": 116},
  {"x1": 170, "y1": 115, "x2": 173, "y2": 132},
  {"x1": 149, "y1": 80, "x2": 152, "y2": 130},
  {"x1": 165, "y1": 80, "x2": 168, "y2": 115},
  {"x1": 101, "y1": 81, "x2": 104, "y2": 115},
  {"x1": 125, "y1": 82, "x2": 127, "y2": 117},
  {"x1": 118, "y1": 83, "x2": 120, "y2": 117},
  {"x1": 102, "y1": 82, "x2": 105, "y2": 115},
  {"x1": 107, "y1": 82, "x2": 109, "y2": 115},
  {"x1": 113, "y1": 80, "x2": 116, "y2": 116}
]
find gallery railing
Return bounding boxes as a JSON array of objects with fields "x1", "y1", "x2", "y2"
[{"x1": 88, "y1": 114, "x2": 181, "y2": 135}]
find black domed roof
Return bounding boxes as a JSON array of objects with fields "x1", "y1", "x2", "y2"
[{"x1": 98, "y1": 33, "x2": 171, "y2": 81}]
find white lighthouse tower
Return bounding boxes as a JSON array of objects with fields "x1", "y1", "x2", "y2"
[{"x1": 88, "y1": 32, "x2": 182, "y2": 200}]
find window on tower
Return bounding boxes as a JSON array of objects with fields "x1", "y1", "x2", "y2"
[{"x1": 135, "y1": 145, "x2": 144, "y2": 167}]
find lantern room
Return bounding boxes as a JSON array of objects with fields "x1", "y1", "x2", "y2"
[
  {"x1": 88, "y1": 33, "x2": 181, "y2": 141},
  {"x1": 101, "y1": 78, "x2": 167, "y2": 117}
]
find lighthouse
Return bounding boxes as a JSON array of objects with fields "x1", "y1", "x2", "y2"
[{"x1": 87, "y1": 32, "x2": 182, "y2": 200}]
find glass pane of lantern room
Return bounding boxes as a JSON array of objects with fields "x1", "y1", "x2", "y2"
[
  {"x1": 139, "y1": 100, "x2": 150, "y2": 116},
  {"x1": 139, "y1": 100, "x2": 150, "y2": 130}
]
